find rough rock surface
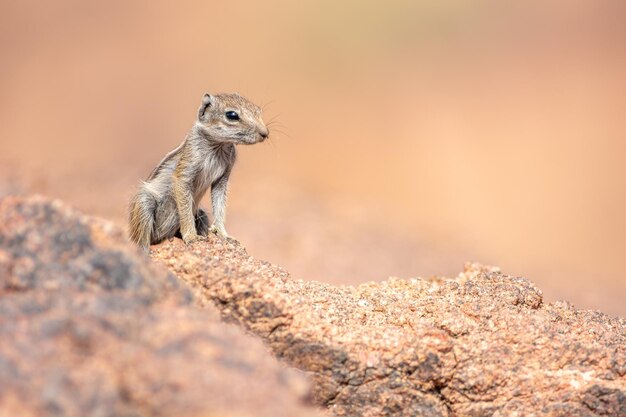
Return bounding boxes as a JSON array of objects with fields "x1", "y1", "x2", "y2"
[
  {"x1": 0, "y1": 196, "x2": 321, "y2": 417},
  {"x1": 153, "y1": 238, "x2": 626, "y2": 417}
]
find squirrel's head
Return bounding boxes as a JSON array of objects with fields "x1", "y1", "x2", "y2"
[{"x1": 195, "y1": 92, "x2": 268, "y2": 145}]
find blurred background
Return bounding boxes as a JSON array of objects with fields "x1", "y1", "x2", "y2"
[{"x1": 1, "y1": 0, "x2": 625, "y2": 316}]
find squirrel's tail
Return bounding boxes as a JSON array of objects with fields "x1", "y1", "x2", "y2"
[{"x1": 128, "y1": 188, "x2": 156, "y2": 251}]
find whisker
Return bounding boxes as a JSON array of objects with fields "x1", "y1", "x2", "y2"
[
  {"x1": 269, "y1": 129, "x2": 291, "y2": 140},
  {"x1": 262, "y1": 100, "x2": 276, "y2": 111},
  {"x1": 267, "y1": 119, "x2": 285, "y2": 127},
  {"x1": 270, "y1": 129, "x2": 291, "y2": 139},
  {"x1": 267, "y1": 121, "x2": 290, "y2": 132},
  {"x1": 267, "y1": 114, "x2": 280, "y2": 125}
]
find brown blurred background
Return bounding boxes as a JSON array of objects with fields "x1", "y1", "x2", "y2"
[{"x1": 1, "y1": 1, "x2": 625, "y2": 316}]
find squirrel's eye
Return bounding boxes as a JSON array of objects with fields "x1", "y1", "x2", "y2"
[{"x1": 225, "y1": 111, "x2": 240, "y2": 121}]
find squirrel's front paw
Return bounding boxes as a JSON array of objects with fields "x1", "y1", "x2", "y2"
[
  {"x1": 209, "y1": 224, "x2": 229, "y2": 239},
  {"x1": 183, "y1": 233, "x2": 207, "y2": 245}
]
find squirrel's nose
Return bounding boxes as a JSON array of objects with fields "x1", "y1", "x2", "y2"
[{"x1": 259, "y1": 126, "x2": 269, "y2": 138}]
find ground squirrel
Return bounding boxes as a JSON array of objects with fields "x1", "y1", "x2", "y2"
[{"x1": 128, "y1": 92, "x2": 268, "y2": 250}]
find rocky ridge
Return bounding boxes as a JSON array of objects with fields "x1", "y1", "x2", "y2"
[{"x1": 153, "y1": 238, "x2": 626, "y2": 417}]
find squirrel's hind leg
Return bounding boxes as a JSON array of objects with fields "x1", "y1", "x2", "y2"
[{"x1": 174, "y1": 207, "x2": 210, "y2": 239}]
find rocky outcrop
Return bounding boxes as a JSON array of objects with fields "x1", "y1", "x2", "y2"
[
  {"x1": 1, "y1": 195, "x2": 624, "y2": 417},
  {"x1": 0, "y1": 196, "x2": 321, "y2": 417},
  {"x1": 153, "y1": 239, "x2": 626, "y2": 417}
]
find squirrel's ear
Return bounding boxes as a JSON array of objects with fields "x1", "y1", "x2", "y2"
[{"x1": 198, "y1": 93, "x2": 213, "y2": 121}]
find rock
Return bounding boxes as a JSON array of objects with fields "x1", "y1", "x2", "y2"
[
  {"x1": 0, "y1": 195, "x2": 322, "y2": 417},
  {"x1": 153, "y1": 239, "x2": 626, "y2": 417}
]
